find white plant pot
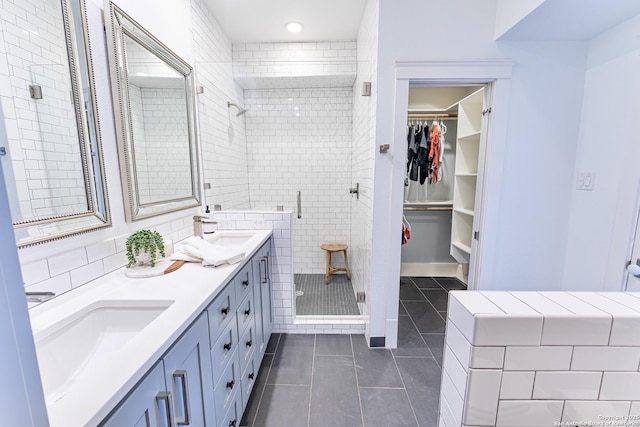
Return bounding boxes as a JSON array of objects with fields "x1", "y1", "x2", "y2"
[{"x1": 134, "y1": 250, "x2": 153, "y2": 266}]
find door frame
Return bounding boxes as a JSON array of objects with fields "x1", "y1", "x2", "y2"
[{"x1": 383, "y1": 61, "x2": 512, "y2": 348}]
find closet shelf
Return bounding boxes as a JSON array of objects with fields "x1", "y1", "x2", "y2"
[
  {"x1": 454, "y1": 208, "x2": 474, "y2": 217},
  {"x1": 451, "y1": 241, "x2": 471, "y2": 254},
  {"x1": 458, "y1": 131, "x2": 481, "y2": 140},
  {"x1": 455, "y1": 173, "x2": 477, "y2": 178}
]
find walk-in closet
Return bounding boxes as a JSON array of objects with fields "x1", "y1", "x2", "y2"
[{"x1": 401, "y1": 86, "x2": 487, "y2": 285}]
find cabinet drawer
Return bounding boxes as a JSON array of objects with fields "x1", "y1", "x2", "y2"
[
  {"x1": 208, "y1": 282, "x2": 237, "y2": 346},
  {"x1": 234, "y1": 262, "x2": 253, "y2": 306},
  {"x1": 240, "y1": 353, "x2": 258, "y2": 410},
  {"x1": 219, "y1": 387, "x2": 242, "y2": 427},
  {"x1": 211, "y1": 318, "x2": 238, "y2": 387},
  {"x1": 214, "y1": 351, "x2": 240, "y2": 422},
  {"x1": 238, "y1": 322, "x2": 256, "y2": 374},
  {"x1": 236, "y1": 291, "x2": 255, "y2": 336}
]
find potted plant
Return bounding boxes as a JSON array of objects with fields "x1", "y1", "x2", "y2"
[{"x1": 126, "y1": 229, "x2": 165, "y2": 267}]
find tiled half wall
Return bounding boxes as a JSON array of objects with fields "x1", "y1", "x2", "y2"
[{"x1": 440, "y1": 291, "x2": 640, "y2": 426}]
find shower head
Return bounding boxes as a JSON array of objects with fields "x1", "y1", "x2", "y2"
[{"x1": 227, "y1": 101, "x2": 247, "y2": 117}]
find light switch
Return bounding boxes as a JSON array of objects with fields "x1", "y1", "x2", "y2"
[{"x1": 576, "y1": 172, "x2": 595, "y2": 191}]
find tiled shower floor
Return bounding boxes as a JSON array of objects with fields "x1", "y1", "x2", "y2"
[
  {"x1": 295, "y1": 273, "x2": 360, "y2": 315},
  {"x1": 241, "y1": 276, "x2": 466, "y2": 427}
]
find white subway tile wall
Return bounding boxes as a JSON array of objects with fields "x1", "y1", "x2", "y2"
[
  {"x1": 232, "y1": 41, "x2": 357, "y2": 89},
  {"x1": 0, "y1": 0, "x2": 87, "y2": 219},
  {"x1": 244, "y1": 87, "x2": 353, "y2": 275},
  {"x1": 439, "y1": 291, "x2": 640, "y2": 427},
  {"x1": 350, "y1": 0, "x2": 378, "y2": 326},
  {"x1": 191, "y1": 0, "x2": 251, "y2": 210}
]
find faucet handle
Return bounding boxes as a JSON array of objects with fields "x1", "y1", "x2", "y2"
[{"x1": 26, "y1": 291, "x2": 55, "y2": 303}]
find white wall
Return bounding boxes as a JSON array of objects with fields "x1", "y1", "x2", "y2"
[
  {"x1": 370, "y1": 0, "x2": 588, "y2": 340},
  {"x1": 0, "y1": 162, "x2": 48, "y2": 426},
  {"x1": 562, "y1": 13, "x2": 640, "y2": 291},
  {"x1": 494, "y1": 0, "x2": 546, "y2": 39}
]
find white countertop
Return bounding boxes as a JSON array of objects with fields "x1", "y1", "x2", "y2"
[{"x1": 29, "y1": 230, "x2": 272, "y2": 427}]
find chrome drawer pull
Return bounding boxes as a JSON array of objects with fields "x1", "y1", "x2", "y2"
[
  {"x1": 155, "y1": 391, "x2": 174, "y2": 427},
  {"x1": 172, "y1": 370, "x2": 191, "y2": 425}
]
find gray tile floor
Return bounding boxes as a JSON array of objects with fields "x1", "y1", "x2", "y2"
[
  {"x1": 295, "y1": 273, "x2": 360, "y2": 315},
  {"x1": 242, "y1": 276, "x2": 466, "y2": 427}
]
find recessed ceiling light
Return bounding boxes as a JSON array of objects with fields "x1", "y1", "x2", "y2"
[{"x1": 285, "y1": 22, "x2": 303, "y2": 33}]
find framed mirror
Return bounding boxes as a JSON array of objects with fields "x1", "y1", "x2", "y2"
[
  {"x1": 0, "y1": 0, "x2": 110, "y2": 248},
  {"x1": 105, "y1": 3, "x2": 200, "y2": 222}
]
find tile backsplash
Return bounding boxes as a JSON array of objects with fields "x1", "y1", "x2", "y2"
[{"x1": 20, "y1": 215, "x2": 193, "y2": 302}]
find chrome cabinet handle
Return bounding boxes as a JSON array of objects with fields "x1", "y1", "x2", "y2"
[
  {"x1": 248, "y1": 372, "x2": 255, "y2": 380},
  {"x1": 172, "y1": 370, "x2": 191, "y2": 425},
  {"x1": 242, "y1": 279, "x2": 249, "y2": 287},
  {"x1": 260, "y1": 259, "x2": 267, "y2": 284},
  {"x1": 226, "y1": 380, "x2": 234, "y2": 389},
  {"x1": 244, "y1": 308, "x2": 251, "y2": 316},
  {"x1": 221, "y1": 306, "x2": 230, "y2": 315},
  {"x1": 223, "y1": 340, "x2": 232, "y2": 351},
  {"x1": 297, "y1": 190, "x2": 301, "y2": 219},
  {"x1": 156, "y1": 391, "x2": 174, "y2": 427},
  {"x1": 246, "y1": 339, "x2": 252, "y2": 347}
]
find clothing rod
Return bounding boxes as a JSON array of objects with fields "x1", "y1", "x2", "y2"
[
  {"x1": 403, "y1": 206, "x2": 453, "y2": 212},
  {"x1": 407, "y1": 113, "x2": 458, "y2": 119}
]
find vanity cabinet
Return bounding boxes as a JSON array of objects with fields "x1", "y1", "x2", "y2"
[
  {"x1": 99, "y1": 237, "x2": 273, "y2": 427},
  {"x1": 100, "y1": 313, "x2": 214, "y2": 427}
]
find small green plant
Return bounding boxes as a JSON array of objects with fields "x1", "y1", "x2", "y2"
[{"x1": 125, "y1": 229, "x2": 165, "y2": 268}]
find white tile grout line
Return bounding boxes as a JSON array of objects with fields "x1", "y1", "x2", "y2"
[
  {"x1": 306, "y1": 335, "x2": 317, "y2": 427},
  {"x1": 350, "y1": 334, "x2": 367, "y2": 427},
  {"x1": 247, "y1": 334, "x2": 280, "y2": 427},
  {"x1": 390, "y1": 345, "x2": 421, "y2": 427}
]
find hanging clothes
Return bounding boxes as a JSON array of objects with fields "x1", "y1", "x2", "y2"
[{"x1": 401, "y1": 215, "x2": 411, "y2": 245}]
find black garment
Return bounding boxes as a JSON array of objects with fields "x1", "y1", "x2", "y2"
[
  {"x1": 417, "y1": 125, "x2": 429, "y2": 184},
  {"x1": 407, "y1": 125, "x2": 419, "y2": 181}
]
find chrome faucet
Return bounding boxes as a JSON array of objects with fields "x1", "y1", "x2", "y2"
[
  {"x1": 193, "y1": 215, "x2": 217, "y2": 238},
  {"x1": 26, "y1": 291, "x2": 55, "y2": 303}
]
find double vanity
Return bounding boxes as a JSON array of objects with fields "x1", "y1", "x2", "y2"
[{"x1": 30, "y1": 230, "x2": 274, "y2": 427}]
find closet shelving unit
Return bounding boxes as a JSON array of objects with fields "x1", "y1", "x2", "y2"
[{"x1": 450, "y1": 88, "x2": 484, "y2": 261}]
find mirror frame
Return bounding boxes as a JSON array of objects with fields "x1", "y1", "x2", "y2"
[
  {"x1": 105, "y1": 2, "x2": 201, "y2": 222},
  {"x1": 12, "y1": 0, "x2": 111, "y2": 248}
]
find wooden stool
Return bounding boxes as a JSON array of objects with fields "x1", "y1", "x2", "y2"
[{"x1": 320, "y1": 242, "x2": 351, "y2": 285}]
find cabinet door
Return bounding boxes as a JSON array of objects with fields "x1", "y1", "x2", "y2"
[
  {"x1": 250, "y1": 241, "x2": 274, "y2": 358},
  {"x1": 259, "y1": 245, "x2": 274, "y2": 346},
  {"x1": 100, "y1": 362, "x2": 171, "y2": 427},
  {"x1": 163, "y1": 313, "x2": 216, "y2": 427}
]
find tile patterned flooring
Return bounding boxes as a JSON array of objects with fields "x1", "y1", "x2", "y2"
[
  {"x1": 295, "y1": 273, "x2": 360, "y2": 315},
  {"x1": 242, "y1": 276, "x2": 466, "y2": 427}
]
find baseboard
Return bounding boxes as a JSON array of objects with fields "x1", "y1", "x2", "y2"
[{"x1": 400, "y1": 262, "x2": 459, "y2": 277}]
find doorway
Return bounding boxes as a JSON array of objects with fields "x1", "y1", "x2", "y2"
[{"x1": 381, "y1": 61, "x2": 513, "y2": 349}]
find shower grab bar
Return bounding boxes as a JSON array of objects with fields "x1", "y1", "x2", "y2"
[{"x1": 297, "y1": 191, "x2": 302, "y2": 219}]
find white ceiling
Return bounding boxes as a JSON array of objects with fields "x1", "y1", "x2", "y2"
[
  {"x1": 204, "y1": 0, "x2": 368, "y2": 43},
  {"x1": 499, "y1": 0, "x2": 640, "y2": 40}
]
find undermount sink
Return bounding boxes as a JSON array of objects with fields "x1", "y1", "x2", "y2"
[
  {"x1": 33, "y1": 299, "x2": 174, "y2": 404},
  {"x1": 206, "y1": 231, "x2": 257, "y2": 247}
]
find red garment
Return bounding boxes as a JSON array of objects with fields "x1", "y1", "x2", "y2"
[
  {"x1": 429, "y1": 123, "x2": 441, "y2": 183},
  {"x1": 402, "y1": 224, "x2": 411, "y2": 245}
]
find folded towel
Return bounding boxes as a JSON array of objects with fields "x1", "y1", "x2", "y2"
[{"x1": 172, "y1": 236, "x2": 245, "y2": 267}]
